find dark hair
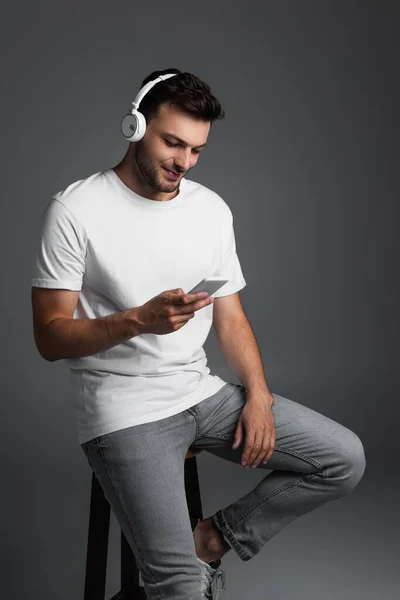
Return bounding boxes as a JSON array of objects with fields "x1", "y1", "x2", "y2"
[{"x1": 137, "y1": 68, "x2": 225, "y2": 125}]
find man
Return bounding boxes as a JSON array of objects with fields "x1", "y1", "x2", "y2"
[{"x1": 31, "y1": 68, "x2": 366, "y2": 600}]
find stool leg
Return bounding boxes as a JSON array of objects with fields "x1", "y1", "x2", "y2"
[
  {"x1": 185, "y1": 456, "x2": 204, "y2": 531},
  {"x1": 84, "y1": 472, "x2": 110, "y2": 600},
  {"x1": 120, "y1": 528, "x2": 145, "y2": 599}
]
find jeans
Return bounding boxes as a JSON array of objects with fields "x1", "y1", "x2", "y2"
[{"x1": 81, "y1": 382, "x2": 366, "y2": 599}]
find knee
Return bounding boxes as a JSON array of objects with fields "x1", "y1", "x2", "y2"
[{"x1": 335, "y1": 430, "x2": 366, "y2": 496}]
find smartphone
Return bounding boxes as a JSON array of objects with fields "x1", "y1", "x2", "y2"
[{"x1": 188, "y1": 276, "x2": 229, "y2": 297}]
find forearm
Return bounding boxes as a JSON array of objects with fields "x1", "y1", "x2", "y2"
[
  {"x1": 36, "y1": 307, "x2": 141, "y2": 362},
  {"x1": 214, "y1": 317, "x2": 273, "y2": 403}
]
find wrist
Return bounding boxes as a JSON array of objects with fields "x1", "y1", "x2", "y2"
[
  {"x1": 126, "y1": 306, "x2": 143, "y2": 337},
  {"x1": 245, "y1": 386, "x2": 274, "y2": 406},
  {"x1": 104, "y1": 307, "x2": 142, "y2": 344}
]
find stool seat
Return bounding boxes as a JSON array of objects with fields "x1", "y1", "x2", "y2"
[
  {"x1": 185, "y1": 447, "x2": 202, "y2": 459},
  {"x1": 84, "y1": 446, "x2": 204, "y2": 599}
]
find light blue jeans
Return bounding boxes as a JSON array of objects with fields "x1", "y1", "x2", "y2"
[{"x1": 81, "y1": 382, "x2": 366, "y2": 599}]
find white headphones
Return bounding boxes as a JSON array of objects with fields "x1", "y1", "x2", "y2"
[{"x1": 120, "y1": 73, "x2": 178, "y2": 142}]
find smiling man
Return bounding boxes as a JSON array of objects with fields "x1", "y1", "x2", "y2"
[
  {"x1": 31, "y1": 68, "x2": 366, "y2": 600},
  {"x1": 115, "y1": 102, "x2": 209, "y2": 197}
]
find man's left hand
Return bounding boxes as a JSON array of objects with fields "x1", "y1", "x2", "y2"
[{"x1": 232, "y1": 391, "x2": 276, "y2": 468}]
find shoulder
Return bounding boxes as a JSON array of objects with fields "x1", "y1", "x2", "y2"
[
  {"x1": 52, "y1": 169, "x2": 105, "y2": 210},
  {"x1": 182, "y1": 177, "x2": 233, "y2": 222},
  {"x1": 47, "y1": 170, "x2": 110, "y2": 231}
]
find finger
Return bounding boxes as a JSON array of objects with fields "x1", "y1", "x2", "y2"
[
  {"x1": 251, "y1": 427, "x2": 275, "y2": 468},
  {"x1": 232, "y1": 420, "x2": 243, "y2": 449},
  {"x1": 249, "y1": 433, "x2": 270, "y2": 468},
  {"x1": 243, "y1": 428, "x2": 262, "y2": 467},
  {"x1": 169, "y1": 291, "x2": 205, "y2": 305},
  {"x1": 246, "y1": 430, "x2": 265, "y2": 468},
  {"x1": 176, "y1": 294, "x2": 212, "y2": 313},
  {"x1": 170, "y1": 313, "x2": 194, "y2": 325},
  {"x1": 241, "y1": 429, "x2": 255, "y2": 466},
  {"x1": 184, "y1": 292, "x2": 209, "y2": 304},
  {"x1": 262, "y1": 429, "x2": 276, "y2": 464}
]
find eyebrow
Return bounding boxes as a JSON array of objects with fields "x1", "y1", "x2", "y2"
[{"x1": 162, "y1": 133, "x2": 207, "y2": 149}]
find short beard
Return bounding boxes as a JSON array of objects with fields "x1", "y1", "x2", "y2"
[{"x1": 134, "y1": 141, "x2": 178, "y2": 193}]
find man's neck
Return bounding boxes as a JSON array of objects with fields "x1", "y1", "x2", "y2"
[{"x1": 112, "y1": 162, "x2": 180, "y2": 202}]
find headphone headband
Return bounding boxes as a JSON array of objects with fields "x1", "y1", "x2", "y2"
[
  {"x1": 121, "y1": 73, "x2": 178, "y2": 142},
  {"x1": 132, "y1": 73, "x2": 178, "y2": 110}
]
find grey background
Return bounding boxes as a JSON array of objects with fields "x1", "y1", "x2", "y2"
[{"x1": 1, "y1": 1, "x2": 398, "y2": 598}]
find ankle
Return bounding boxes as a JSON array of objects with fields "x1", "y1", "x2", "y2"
[{"x1": 194, "y1": 518, "x2": 230, "y2": 562}]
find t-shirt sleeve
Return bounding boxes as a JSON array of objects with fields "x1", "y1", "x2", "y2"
[
  {"x1": 212, "y1": 207, "x2": 246, "y2": 298},
  {"x1": 31, "y1": 199, "x2": 86, "y2": 291}
]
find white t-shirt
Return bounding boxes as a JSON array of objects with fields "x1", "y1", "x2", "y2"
[{"x1": 31, "y1": 168, "x2": 246, "y2": 444}]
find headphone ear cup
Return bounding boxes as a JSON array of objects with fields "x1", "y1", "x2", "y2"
[{"x1": 121, "y1": 110, "x2": 146, "y2": 142}]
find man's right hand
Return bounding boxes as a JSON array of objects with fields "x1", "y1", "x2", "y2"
[{"x1": 132, "y1": 288, "x2": 214, "y2": 335}]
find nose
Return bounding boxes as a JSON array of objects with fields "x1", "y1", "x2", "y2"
[{"x1": 174, "y1": 148, "x2": 194, "y2": 173}]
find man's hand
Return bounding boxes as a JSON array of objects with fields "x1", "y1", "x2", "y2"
[
  {"x1": 133, "y1": 288, "x2": 213, "y2": 335},
  {"x1": 232, "y1": 391, "x2": 276, "y2": 468}
]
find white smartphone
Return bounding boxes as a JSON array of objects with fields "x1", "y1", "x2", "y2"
[{"x1": 188, "y1": 276, "x2": 229, "y2": 297}]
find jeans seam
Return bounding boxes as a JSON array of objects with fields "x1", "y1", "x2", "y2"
[
  {"x1": 230, "y1": 471, "x2": 324, "y2": 528},
  {"x1": 201, "y1": 435, "x2": 325, "y2": 471},
  {"x1": 186, "y1": 407, "x2": 199, "y2": 438},
  {"x1": 213, "y1": 511, "x2": 252, "y2": 561},
  {"x1": 95, "y1": 438, "x2": 163, "y2": 599},
  {"x1": 272, "y1": 445, "x2": 325, "y2": 471}
]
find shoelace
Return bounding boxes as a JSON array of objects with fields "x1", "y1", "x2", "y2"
[{"x1": 200, "y1": 561, "x2": 227, "y2": 599}]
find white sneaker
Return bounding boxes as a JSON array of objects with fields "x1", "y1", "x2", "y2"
[{"x1": 197, "y1": 555, "x2": 226, "y2": 599}]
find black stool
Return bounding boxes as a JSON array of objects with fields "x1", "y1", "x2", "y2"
[{"x1": 83, "y1": 448, "x2": 204, "y2": 599}]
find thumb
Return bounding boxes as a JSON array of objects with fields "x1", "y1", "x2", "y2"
[
  {"x1": 232, "y1": 417, "x2": 243, "y2": 449},
  {"x1": 167, "y1": 288, "x2": 183, "y2": 297}
]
